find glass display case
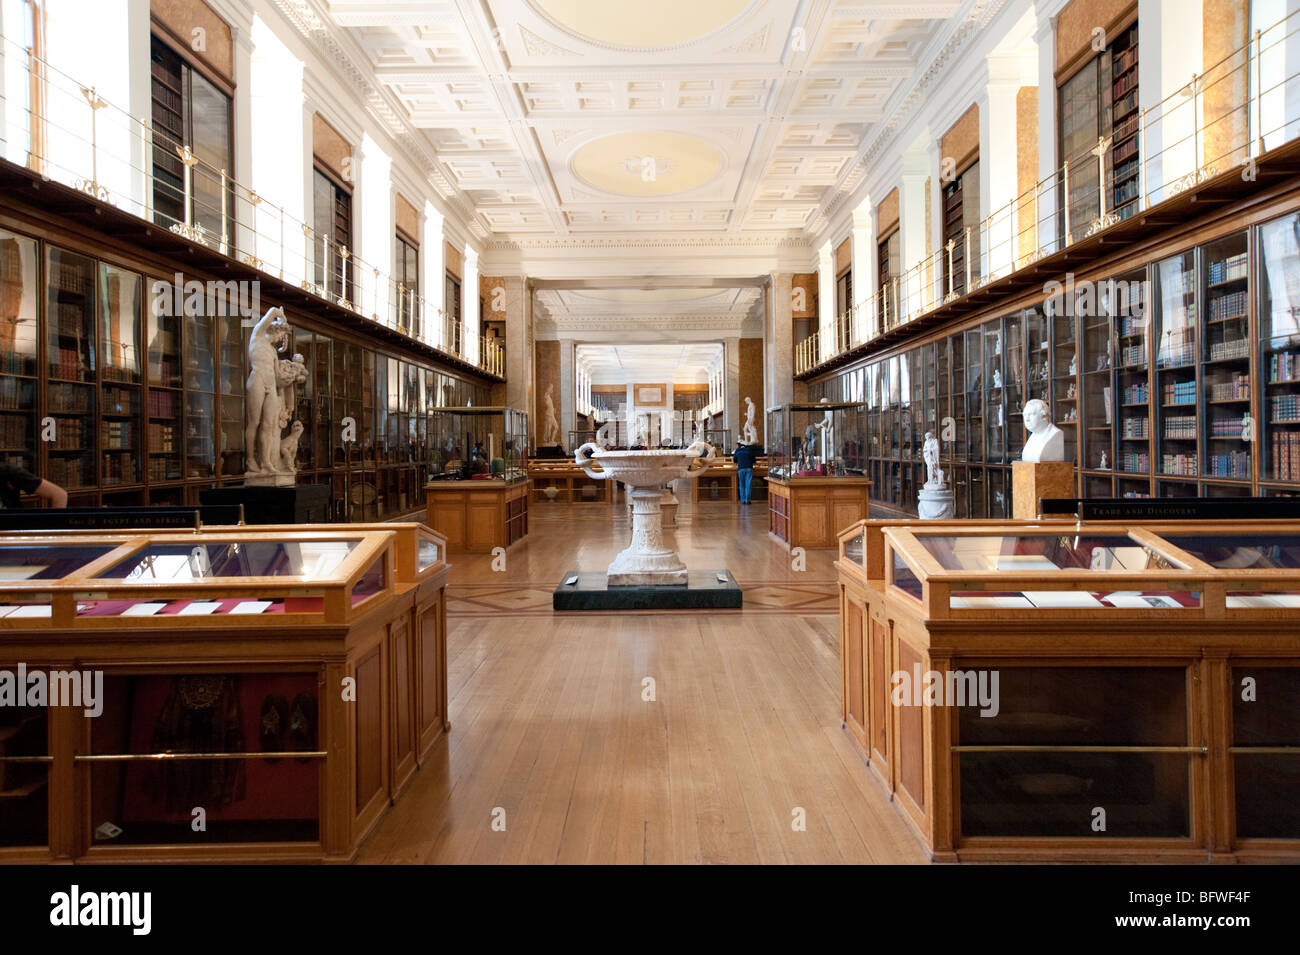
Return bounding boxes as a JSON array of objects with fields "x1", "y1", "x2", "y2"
[
  {"x1": 765, "y1": 401, "x2": 868, "y2": 480},
  {"x1": 835, "y1": 517, "x2": 1300, "y2": 862},
  {"x1": 0, "y1": 229, "x2": 39, "y2": 477},
  {"x1": 427, "y1": 406, "x2": 529, "y2": 482},
  {"x1": 0, "y1": 523, "x2": 448, "y2": 862},
  {"x1": 1155, "y1": 250, "x2": 1199, "y2": 482},
  {"x1": 1259, "y1": 212, "x2": 1300, "y2": 487}
]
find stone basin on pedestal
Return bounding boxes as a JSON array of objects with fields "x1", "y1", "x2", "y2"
[{"x1": 573, "y1": 440, "x2": 715, "y2": 585}]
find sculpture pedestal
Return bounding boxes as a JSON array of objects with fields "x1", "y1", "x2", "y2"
[
  {"x1": 244, "y1": 471, "x2": 295, "y2": 488},
  {"x1": 1012, "y1": 460, "x2": 1076, "y2": 519},
  {"x1": 199, "y1": 482, "x2": 330, "y2": 524},
  {"x1": 917, "y1": 486, "x2": 956, "y2": 520},
  {"x1": 609, "y1": 486, "x2": 687, "y2": 585},
  {"x1": 627, "y1": 488, "x2": 678, "y2": 526}
]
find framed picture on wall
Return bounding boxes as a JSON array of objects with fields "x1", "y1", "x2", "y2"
[{"x1": 634, "y1": 383, "x2": 667, "y2": 406}]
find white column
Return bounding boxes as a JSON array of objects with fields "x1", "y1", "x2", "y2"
[
  {"x1": 1036, "y1": 10, "x2": 1059, "y2": 254},
  {"x1": 1139, "y1": 0, "x2": 1205, "y2": 197},
  {"x1": 231, "y1": 25, "x2": 255, "y2": 258},
  {"x1": 463, "y1": 247, "x2": 480, "y2": 366},
  {"x1": 725, "y1": 336, "x2": 740, "y2": 439},
  {"x1": 982, "y1": 56, "x2": 1025, "y2": 281},
  {"x1": 357, "y1": 131, "x2": 393, "y2": 323},
  {"x1": 559, "y1": 339, "x2": 574, "y2": 445},
  {"x1": 250, "y1": 16, "x2": 305, "y2": 284},
  {"x1": 851, "y1": 198, "x2": 876, "y2": 340},
  {"x1": 817, "y1": 241, "x2": 835, "y2": 361},
  {"x1": 766, "y1": 274, "x2": 794, "y2": 408},
  {"x1": 422, "y1": 203, "x2": 445, "y2": 347},
  {"x1": 899, "y1": 142, "x2": 930, "y2": 315}
]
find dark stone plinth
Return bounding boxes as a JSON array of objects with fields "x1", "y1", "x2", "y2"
[
  {"x1": 553, "y1": 569, "x2": 742, "y2": 611},
  {"x1": 199, "y1": 483, "x2": 331, "y2": 524}
]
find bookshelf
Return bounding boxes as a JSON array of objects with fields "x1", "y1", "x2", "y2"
[
  {"x1": 1201, "y1": 232, "x2": 1252, "y2": 487},
  {"x1": 216, "y1": 314, "x2": 246, "y2": 480},
  {"x1": 1112, "y1": 269, "x2": 1152, "y2": 498},
  {"x1": 1108, "y1": 24, "x2": 1141, "y2": 220},
  {"x1": 0, "y1": 230, "x2": 39, "y2": 476},
  {"x1": 1259, "y1": 213, "x2": 1300, "y2": 486},
  {"x1": 146, "y1": 292, "x2": 182, "y2": 485},
  {"x1": 97, "y1": 265, "x2": 142, "y2": 489},
  {"x1": 44, "y1": 248, "x2": 96, "y2": 492},
  {"x1": 1155, "y1": 251, "x2": 1199, "y2": 488}
]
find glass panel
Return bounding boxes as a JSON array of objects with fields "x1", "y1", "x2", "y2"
[
  {"x1": 352, "y1": 554, "x2": 387, "y2": 602},
  {"x1": 965, "y1": 329, "x2": 983, "y2": 461},
  {"x1": 99, "y1": 265, "x2": 143, "y2": 487},
  {"x1": 89, "y1": 674, "x2": 319, "y2": 844},
  {"x1": 985, "y1": 320, "x2": 1007, "y2": 464},
  {"x1": 1232, "y1": 666, "x2": 1300, "y2": 838},
  {"x1": 96, "y1": 539, "x2": 363, "y2": 581},
  {"x1": 1201, "y1": 232, "x2": 1251, "y2": 480},
  {"x1": 0, "y1": 678, "x2": 48, "y2": 847},
  {"x1": 417, "y1": 536, "x2": 440, "y2": 569},
  {"x1": 1259, "y1": 213, "x2": 1300, "y2": 483},
  {"x1": 1155, "y1": 252, "x2": 1198, "y2": 477},
  {"x1": 1110, "y1": 269, "x2": 1151, "y2": 475},
  {"x1": 0, "y1": 230, "x2": 40, "y2": 473},
  {"x1": 46, "y1": 248, "x2": 96, "y2": 491},
  {"x1": 913, "y1": 533, "x2": 1174, "y2": 572},
  {"x1": 960, "y1": 752, "x2": 1190, "y2": 837},
  {"x1": 892, "y1": 549, "x2": 923, "y2": 598},
  {"x1": 1050, "y1": 296, "x2": 1079, "y2": 461},
  {"x1": 0, "y1": 544, "x2": 114, "y2": 580},
  {"x1": 1081, "y1": 281, "x2": 1113, "y2": 471},
  {"x1": 1162, "y1": 534, "x2": 1300, "y2": 569}
]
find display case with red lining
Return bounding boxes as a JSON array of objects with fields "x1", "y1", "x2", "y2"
[{"x1": 0, "y1": 522, "x2": 449, "y2": 863}]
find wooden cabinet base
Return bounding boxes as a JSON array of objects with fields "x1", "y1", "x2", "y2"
[
  {"x1": 425, "y1": 480, "x2": 529, "y2": 552},
  {"x1": 768, "y1": 477, "x2": 871, "y2": 549}
]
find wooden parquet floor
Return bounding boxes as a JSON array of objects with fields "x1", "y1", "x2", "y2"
[{"x1": 356, "y1": 499, "x2": 927, "y2": 864}]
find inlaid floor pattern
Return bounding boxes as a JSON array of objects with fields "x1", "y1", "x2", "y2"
[{"x1": 357, "y1": 500, "x2": 926, "y2": 864}]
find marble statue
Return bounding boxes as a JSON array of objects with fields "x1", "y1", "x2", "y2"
[
  {"x1": 1099, "y1": 450, "x2": 1109, "y2": 470},
  {"x1": 741, "y1": 396, "x2": 758, "y2": 445},
  {"x1": 922, "y1": 431, "x2": 945, "y2": 489},
  {"x1": 244, "y1": 306, "x2": 291, "y2": 477},
  {"x1": 1020, "y1": 398, "x2": 1066, "y2": 462},
  {"x1": 276, "y1": 352, "x2": 307, "y2": 429},
  {"x1": 541, "y1": 385, "x2": 561, "y2": 446},
  {"x1": 280, "y1": 420, "x2": 304, "y2": 472},
  {"x1": 992, "y1": 368, "x2": 1002, "y2": 390},
  {"x1": 813, "y1": 396, "x2": 834, "y2": 462}
]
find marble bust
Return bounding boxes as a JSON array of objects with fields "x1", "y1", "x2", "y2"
[{"x1": 1020, "y1": 398, "x2": 1066, "y2": 463}]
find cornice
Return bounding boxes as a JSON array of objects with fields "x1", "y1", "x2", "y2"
[{"x1": 487, "y1": 232, "x2": 810, "y2": 251}]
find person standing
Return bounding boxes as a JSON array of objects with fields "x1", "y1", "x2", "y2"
[
  {"x1": 0, "y1": 463, "x2": 67, "y2": 508},
  {"x1": 733, "y1": 442, "x2": 756, "y2": 505}
]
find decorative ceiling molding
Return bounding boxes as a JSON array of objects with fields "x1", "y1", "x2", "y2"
[
  {"x1": 520, "y1": 25, "x2": 581, "y2": 57},
  {"x1": 720, "y1": 22, "x2": 771, "y2": 55}
]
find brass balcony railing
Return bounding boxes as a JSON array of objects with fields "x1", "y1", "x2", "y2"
[
  {"x1": 0, "y1": 31, "x2": 505, "y2": 378},
  {"x1": 797, "y1": 12, "x2": 1300, "y2": 375}
]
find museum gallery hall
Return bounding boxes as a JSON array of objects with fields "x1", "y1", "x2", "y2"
[{"x1": 0, "y1": 0, "x2": 1298, "y2": 871}]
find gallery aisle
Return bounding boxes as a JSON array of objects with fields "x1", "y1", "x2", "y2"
[{"x1": 356, "y1": 500, "x2": 926, "y2": 864}]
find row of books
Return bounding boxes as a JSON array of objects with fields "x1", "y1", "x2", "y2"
[
  {"x1": 50, "y1": 262, "x2": 91, "y2": 294},
  {"x1": 1208, "y1": 253, "x2": 1248, "y2": 285},
  {"x1": 1123, "y1": 382, "x2": 1149, "y2": 404},
  {"x1": 1162, "y1": 379, "x2": 1197, "y2": 405},
  {"x1": 1267, "y1": 350, "x2": 1300, "y2": 383},
  {"x1": 0, "y1": 377, "x2": 34, "y2": 409},
  {"x1": 147, "y1": 423, "x2": 176, "y2": 453},
  {"x1": 0, "y1": 416, "x2": 28, "y2": 449},
  {"x1": 1271, "y1": 393, "x2": 1300, "y2": 423},
  {"x1": 51, "y1": 347, "x2": 90, "y2": 381},
  {"x1": 1208, "y1": 290, "x2": 1247, "y2": 320},
  {"x1": 147, "y1": 458, "x2": 182, "y2": 482},
  {"x1": 45, "y1": 457, "x2": 93, "y2": 489},
  {"x1": 101, "y1": 453, "x2": 138, "y2": 485},
  {"x1": 0, "y1": 351, "x2": 34, "y2": 376},
  {"x1": 1271, "y1": 430, "x2": 1300, "y2": 481},
  {"x1": 1209, "y1": 373, "x2": 1250, "y2": 402},
  {"x1": 1118, "y1": 452, "x2": 1150, "y2": 471},
  {"x1": 50, "y1": 419, "x2": 89, "y2": 450},
  {"x1": 101, "y1": 420, "x2": 135, "y2": 450},
  {"x1": 48, "y1": 383, "x2": 92, "y2": 413},
  {"x1": 147, "y1": 389, "x2": 179, "y2": 417},
  {"x1": 1208, "y1": 337, "x2": 1249, "y2": 362},
  {"x1": 101, "y1": 385, "x2": 137, "y2": 416},
  {"x1": 1207, "y1": 451, "x2": 1251, "y2": 478},
  {"x1": 1164, "y1": 415, "x2": 1197, "y2": 439},
  {"x1": 1120, "y1": 344, "x2": 1147, "y2": 365},
  {"x1": 1161, "y1": 453, "x2": 1198, "y2": 476},
  {"x1": 1121, "y1": 418, "x2": 1150, "y2": 438},
  {"x1": 1211, "y1": 417, "x2": 1248, "y2": 438}
]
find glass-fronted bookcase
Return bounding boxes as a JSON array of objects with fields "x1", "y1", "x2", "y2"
[
  {"x1": 808, "y1": 214, "x2": 1300, "y2": 515},
  {"x1": 0, "y1": 226, "x2": 492, "y2": 517}
]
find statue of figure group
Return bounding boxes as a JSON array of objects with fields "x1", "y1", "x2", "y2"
[{"x1": 245, "y1": 307, "x2": 307, "y2": 477}]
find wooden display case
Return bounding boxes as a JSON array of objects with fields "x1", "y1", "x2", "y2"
[
  {"x1": 0, "y1": 522, "x2": 449, "y2": 863},
  {"x1": 768, "y1": 475, "x2": 871, "y2": 549},
  {"x1": 836, "y1": 517, "x2": 1300, "y2": 862},
  {"x1": 527, "y1": 461, "x2": 612, "y2": 504},
  {"x1": 425, "y1": 478, "x2": 529, "y2": 551}
]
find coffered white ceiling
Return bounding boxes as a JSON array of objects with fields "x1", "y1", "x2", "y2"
[
  {"x1": 576, "y1": 343, "x2": 725, "y2": 384},
  {"x1": 534, "y1": 286, "x2": 763, "y2": 340},
  {"x1": 316, "y1": 0, "x2": 965, "y2": 273}
]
